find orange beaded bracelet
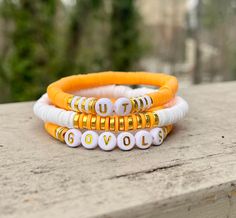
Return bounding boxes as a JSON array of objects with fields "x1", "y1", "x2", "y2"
[{"x1": 47, "y1": 72, "x2": 178, "y2": 116}]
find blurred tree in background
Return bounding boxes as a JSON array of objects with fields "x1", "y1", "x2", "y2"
[{"x1": 0, "y1": 0, "x2": 143, "y2": 103}]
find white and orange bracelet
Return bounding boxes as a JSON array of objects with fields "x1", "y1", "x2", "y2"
[{"x1": 34, "y1": 72, "x2": 188, "y2": 151}]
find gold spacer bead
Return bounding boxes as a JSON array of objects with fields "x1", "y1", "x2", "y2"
[
  {"x1": 82, "y1": 115, "x2": 88, "y2": 129},
  {"x1": 55, "y1": 127, "x2": 66, "y2": 142},
  {"x1": 144, "y1": 96, "x2": 148, "y2": 108},
  {"x1": 131, "y1": 98, "x2": 139, "y2": 113},
  {"x1": 100, "y1": 117, "x2": 106, "y2": 130},
  {"x1": 153, "y1": 113, "x2": 159, "y2": 127},
  {"x1": 136, "y1": 114, "x2": 142, "y2": 129},
  {"x1": 91, "y1": 116, "x2": 97, "y2": 130},
  {"x1": 138, "y1": 97, "x2": 144, "y2": 112},
  {"x1": 145, "y1": 113, "x2": 151, "y2": 128},
  {"x1": 119, "y1": 117, "x2": 125, "y2": 131},
  {"x1": 127, "y1": 116, "x2": 134, "y2": 130},
  {"x1": 150, "y1": 96, "x2": 154, "y2": 105},
  {"x1": 109, "y1": 117, "x2": 115, "y2": 131},
  {"x1": 67, "y1": 96, "x2": 74, "y2": 110},
  {"x1": 74, "y1": 97, "x2": 81, "y2": 111},
  {"x1": 73, "y1": 114, "x2": 80, "y2": 128},
  {"x1": 91, "y1": 99, "x2": 97, "y2": 114},
  {"x1": 81, "y1": 98, "x2": 87, "y2": 113}
]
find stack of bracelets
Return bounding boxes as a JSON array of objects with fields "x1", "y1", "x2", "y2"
[{"x1": 33, "y1": 72, "x2": 189, "y2": 151}]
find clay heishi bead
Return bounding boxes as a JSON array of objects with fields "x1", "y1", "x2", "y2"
[
  {"x1": 98, "y1": 132, "x2": 116, "y2": 151},
  {"x1": 150, "y1": 127, "x2": 164, "y2": 146},
  {"x1": 117, "y1": 132, "x2": 135, "y2": 151},
  {"x1": 95, "y1": 98, "x2": 113, "y2": 117},
  {"x1": 65, "y1": 129, "x2": 82, "y2": 148},
  {"x1": 81, "y1": 130, "x2": 98, "y2": 149},
  {"x1": 114, "y1": 97, "x2": 132, "y2": 116},
  {"x1": 135, "y1": 130, "x2": 152, "y2": 149}
]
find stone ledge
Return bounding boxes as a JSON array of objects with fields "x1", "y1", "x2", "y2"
[{"x1": 0, "y1": 81, "x2": 236, "y2": 218}]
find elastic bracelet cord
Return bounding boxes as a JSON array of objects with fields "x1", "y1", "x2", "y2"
[
  {"x1": 34, "y1": 94, "x2": 188, "y2": 131},
  {"x1": 47, "y1": 72, "x2": 178, "y2": 116},
  {"x1": 45, "y1": 122, "x2": 173, "y2": 151}
]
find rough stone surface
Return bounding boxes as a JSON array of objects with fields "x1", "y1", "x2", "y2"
[{"x1": 0, "y1": 82, "x2": 236, "y2": 218}]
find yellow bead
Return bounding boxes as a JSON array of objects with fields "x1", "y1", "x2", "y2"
[
  {"x1": 74, "y1": 97, "x2": 81, "y2": 111},
  {"x1": 73, "y1": 114, "x2": 80, "y2": 128},
  {"x1": 109, "y1": 117, "x2": 115, "y2": 131},
  {"x1": 119, "y1": 117, "x2": 125, "y2": 131},
  {"x1": 145, "y1": 113, "x2": 151, "y2": 128},
  {"x1": 127, "y1": 116, "x2": 133, "y2": 130},
  {"x1": 82, "y1": 115, "x2": 88, "y2": 129},
  {"x1": 153, "y1": 113, "x2": 159, "y2": 127},
  {"x1": 138, "y1": 97, "x2": 144, "y2": 112},
  {"x1": 67, "y1": 96, "x2": 73, "y2": 110},
  {"x1": 136, "y1": 114, "x2": 142, "y2": 129},
  {"x1": 100, "y1": 117, "x2": 106, "y2": 130},
  {"x1": 81, "y1": 98, "x2": 87, "y2": 113},
  {"x1": 91, "y1": 116, "x2": 97, "y2": 130}
]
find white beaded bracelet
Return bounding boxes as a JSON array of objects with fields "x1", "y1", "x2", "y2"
[
  {"x1": 34, "y1": 93, "x2": 188, "y2": 129},
  {"x1": 54, "y1": 126, "x2": 172, "y2": 151}
]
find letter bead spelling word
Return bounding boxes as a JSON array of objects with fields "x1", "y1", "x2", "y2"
[
  {"x1": 117, "y1": 132, "x2": 135, "y2": 151},
  {"x1": 150, "y1": 127, "x2": 164, "y2": 146},
  {"x1": 135, "y1": 130, "x2": 152, "y2": 149},
  {"x1": 98, "y1": 132, "x2": 116, "y2": 151},
  {"x1": 114, "y1": 97, "x2": 132, "y2": 116},
  {"x1": 95, "y1": 98, "x2": 113, "y2": 117},
  {"x1": 81, "y1": 130, "x2": 98, "y2": 149}
]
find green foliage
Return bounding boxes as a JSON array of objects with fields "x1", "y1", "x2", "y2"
[
  {"x1": 109, "y1": 0, "x2": 143, "y2": 71},
  {"x1": 0, "y1": 0, "x2": 145, "y2": 103}
]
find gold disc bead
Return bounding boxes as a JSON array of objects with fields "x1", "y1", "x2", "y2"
[
  {"x1": 136, "y1": 114, "x2": 142, "y2": 129},
  {"x1": 74, "y1": 97, "x2": 81, "y2": 112},
  {"x1": 67, "y1": 96, "x2": 74, "y2": 110},
  {"x1": 131, "y1": 98, "x2": 139, "y2": 113},
  {"x1": 138, "y1": 97, "x2": 144, "y2": 112},
  {"x1": 73, "y1": 114, "x2": 80, "y2": 128},
  {"x1": 82, "y1": 115, "x2": 88, "y2": 129},
  {"x1": 90, "y1": 116, "x2": 97, "y2": 130},
  {"x1": 100, "y1": 117, "x2": 106, "y2": 130},
  {"x1": 81, "y1": 98, "x2": 87, "y2": 113},
  {"x1": 153, "y1": 113, "x2": 159, "y2": 127},
  {"x1": 109, "y1": 117, "x2": 115, "y2": 131},
  {"x1": 119, "y1": 117, "x2": 125, "y2": 131},
  {"x1": 144, "y1": 113, "x2": 151, "y2": 128},
  {"x1": 127, "y1": 116, "x2": 134, "y2": 130}
]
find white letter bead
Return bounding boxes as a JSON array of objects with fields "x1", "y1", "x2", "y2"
[
  {"x1": 98, "y1": 132, "x2": 116, "y2": 151},
  {"x1": 114, "y1": 97, "x2": 132, "y2": 116},
  {"x1": 150, "y1": 128, "x2": 164, "y2": 146},
  {"x1": 81, "y1": 130, "x2": 98, "y2": 149},
  {"x1": 65, "y1": 129, "x2": 82, "y2": 148},
  {"x1": 95, "y1": 98, "x2": 113, "y2": 117},
  {"x1": 117, "y1": 132, "x2": 135, "y2": 151},
  {"x1": 135, "y1": 130, "x2": 152, "y2": 149}
]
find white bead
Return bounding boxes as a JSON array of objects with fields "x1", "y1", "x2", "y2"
[
  {"x1": 95, "y1": 98, "x2": 113, "y2": 117},
  {"x1": 117, "y1": 132, "x2": 135, "y2": 151},
  {"x1": 81, "y1": 131, "x2": 98, "y2": 149},
  {"x1": 65, "y1": 129, "x2": 82, "y2": 148},
  {"x1": 135, "y1": 130, "x2": 152, "y2": 149},
  {"x1": 150, "y1": 128, "x2": 164, "y2": 146},
  {"x1": 114, "y1": 97, "x2": 132, "y2": 116},
  {"x1": 98, "y1": 132, "x2": 116, "y2": 151}
]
